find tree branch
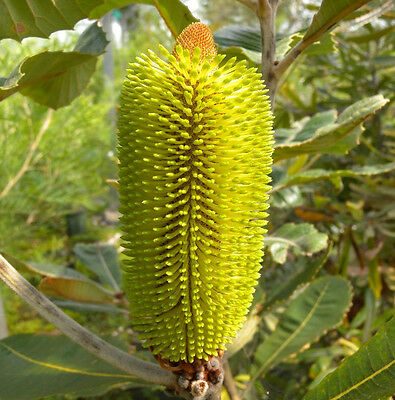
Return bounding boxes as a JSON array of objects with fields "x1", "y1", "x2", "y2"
[
  {"x1": 257, "y1": 0, "x2": 279, "y2": 107},
  {"x1": 0, "y1": 253, "x2": 175, "y2": 387},
  {"x1": 0, "y1": 253, "x2": 227, "y2": 399}
]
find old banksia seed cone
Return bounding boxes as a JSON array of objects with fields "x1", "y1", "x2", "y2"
[{"x1": 118, "y1": 23, "x2": 274, "y2": 363}]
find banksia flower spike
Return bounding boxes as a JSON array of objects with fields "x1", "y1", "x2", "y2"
[{"x1": 118, "y1": 22, "x2": 274, "y2": 364}]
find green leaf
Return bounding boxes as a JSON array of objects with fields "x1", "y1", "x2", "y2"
[
  {"x1": 0, "y1": 22, "x2": 108, "y2": 109},
  {"x1": 346, "y1": 26, "x2": 394, "y2": 44},
  {"x1": 0, "y1": 334, "x2": 137, "y2": 400},
  {"x1": 52, "y1": 299, "x2": 128, "y2": 314},
  {"x1": 39, "y1": 276, "x2": 115, "y2": 303},
  {"x1": 262, "y1": 244, "x2": 332, "y2": 312},
  {"x1": 273, "y1": 162, "x2": 395, "y2": 191},
  {"x1": 91, "y1": 0, "x2": 198, "y2": 37},
  {"x1": 303, "y1": 317, "x2": 395, "y2": 400},
  {"x1": 0, "y1": 251, "x2": 86, "y2": 280},
  {"x1": 89, "y1": 0, "x2": 153, "y2": 19},
  {"x1": 74, "y1": 243, "x2": 121, "y2": 291},
  {"x1": 303, "y1": 0, "x2": 371, "y2": 45},
  {"x1": 273, "y1": 95, "x2": 389, "y2": 162},
  {"x1": 0, "y1": 0, "x2": 98, "y2": 41},
  {"x1": 151, "y1": 0, "x2": 198, "y2": 38},
  {"x1": 266, "y1": 223, "x2": 328, "y2": 264},
  {"x1": 214, "y1": 25, "x2": 261, "y2": 52},
  {"x1": 0, "y1": 0, "x2": 196, "y2": 41},
  {"x1": 255, "y1": 276, "x2": 352, "y2": 375},
  {"x1": 214, "y1": 26, "x2": 336, "y2": 60}
]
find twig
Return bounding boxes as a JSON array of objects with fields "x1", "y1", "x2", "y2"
[
  {"x1": 223, "y1": 358, "x2": 241, "y2": 400},
  {"x1": 0, "y1": 254, "x2": 227, "y2": 399},
  {"x1": 257, "y1": 0, "x2": 279, "y2": 106},
  {"x1": 0, "y1": 109, "x2": 53, "y2": 200},
  {"x1": 0, "y1": 253, "x2": 175, "y2": 388}
]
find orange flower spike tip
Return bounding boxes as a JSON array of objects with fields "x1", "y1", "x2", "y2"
[{"x1": 173, "y1": 22, "x2": 217, "y2": 62}]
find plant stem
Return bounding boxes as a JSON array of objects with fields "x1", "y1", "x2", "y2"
[
  {"x1": 0, "y1": 253, "x2": 174, "y2": 387},
  {"x1": 0, "y1": 253, "x2": 226, "y2": 400},
  {"x1": 223, "y1": 358, "x2": 241, "y2": 400},
  {"x1": 257, "y1": 0, "x2": 279, "y2": 107}
]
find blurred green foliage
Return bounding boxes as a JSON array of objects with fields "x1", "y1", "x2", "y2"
[{"x1": 0, "y1": 1, "x2": 394, "y2": 400}]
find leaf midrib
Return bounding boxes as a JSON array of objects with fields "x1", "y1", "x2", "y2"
[
  {"x1": 330, "y1": 358, "x2": 395, "y2": 400},
  {"x1": 259, "y1": 280, "x2": 330, "y2": 374},
  {"x1": 0, "y1": 342, "x2": 132, "y2": 379}
]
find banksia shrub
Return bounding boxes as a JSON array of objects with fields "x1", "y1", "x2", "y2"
[{"x1": 118, "y1": 22, "x2": 274, "y2": 363}]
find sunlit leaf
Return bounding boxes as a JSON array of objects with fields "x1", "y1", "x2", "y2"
[
  {"x1": 266, "y1": 223, "x2": 328, "y2": 264},
  {"x1": 0, "y1": 0, "x2": 99, "y2": 41},
  {"x1": 273, "y1": 95, "x2": 390, "y2": 162},
  {"x1": 0, "y1": 22, "x2": 108, "y2": 109},
  {"x1": 303, "y1": 0, "x2": 371, "y2": 45},
  {"x1": 151, "y1": 0, "x2": 198, "y2": 38}
]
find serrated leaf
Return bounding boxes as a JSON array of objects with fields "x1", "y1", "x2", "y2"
[
  {"x1": 255, "y1": 276, "x2": 352, "y2": 375},
  {"x1": 263, "y1": 244, "x2": 332, "y2": 312},
  {"x1": 275, "y1": 110, "x2": 337, "y2": 145},
  {"x1": 266, "y1": 223, "x2": 328, "y2": 264},
  {"x1": 273, "y1": 95, "x2": 389, "y2": 162},
  {"x1": 0, "y1": 22, "x2": 108, "y2": 109},
  {"x1": 0, "y1": 334, "x2": 137, "y2": 400},
  {"x1": 40, "y1": 276, "x2": 115, "y2": 303},
  {"x1": 74, "y1": 243, "x2": 121, "y2": 291},
  {"x1": 303, "y1": 317, "x2": 395, "y2": 400},
  {"x1": 273, "y1": 162, "x2": 395, "y2": 191}
]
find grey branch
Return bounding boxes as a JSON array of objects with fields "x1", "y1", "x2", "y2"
[
  {"x1": 257, "y1": 0, "x2": 279, "y2": 106},
  {"x1": 0, "y1": 253, "x2": 227, "y2": 399},
  {"x1": 0, "y1": 254, "x2": 174, "y2": 387}
]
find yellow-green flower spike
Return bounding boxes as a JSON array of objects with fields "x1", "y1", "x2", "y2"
[{"x1": 118, "y1": 22, "x2": 274, "y2": 363}]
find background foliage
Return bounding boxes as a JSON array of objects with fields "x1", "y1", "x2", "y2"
[{"x1": 0, "y1": 0, "x2": 394, "y2": 399}]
